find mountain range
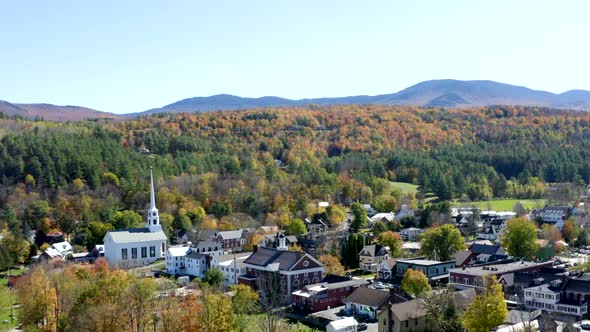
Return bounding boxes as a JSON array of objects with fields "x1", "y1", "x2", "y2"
[{"x1": 3, "y1": 79, "x2": 590, "y2": 121}]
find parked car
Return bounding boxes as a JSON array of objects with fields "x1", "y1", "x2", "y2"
[{"x1": 357, "y1": 323, "x2": 368, "y2": 331}]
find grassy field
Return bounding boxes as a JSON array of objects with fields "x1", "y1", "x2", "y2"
[
  {"x1": 390, "y1": 181, "x2": 419, "y2": 194},
  {"x1": 452, "y1": 199, "x2": 545, "y2": 211},
  {"x1": 0, "y1": 268, "x2": 25, "y2": 331}
]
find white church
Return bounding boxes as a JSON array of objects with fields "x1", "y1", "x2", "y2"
[{"x1": 103, "y1": 169, "x2": 167, "y2": 268}]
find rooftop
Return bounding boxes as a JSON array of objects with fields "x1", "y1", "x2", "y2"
[
  {"x1": 450, "y1": 261, "x2": 550, "y2": 277},
  {"x1": 397, "y1": 258, "x2": 452, "y2": 266},
  {"x1": 106, "y1": 228, "x2": 167, "y2": 244},
  {"x1": 343, "y1": 287, "x2": 391, "y2": 307}
]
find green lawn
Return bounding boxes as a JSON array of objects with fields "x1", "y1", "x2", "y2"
[
  {"x1": 389, "y1": 181, "x2": 419, "y2": 194},
  {"x1": 453, "y1": 199, "x2": 545, "y2": 211},
  {"x1": 0, "y1": 268, "x2": 25, "y2": 331}
]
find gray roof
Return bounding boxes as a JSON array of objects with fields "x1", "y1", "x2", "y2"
[
  {"x1": 391, "y1": 288, "x2": 475, "y2": 322},
  {"x1": 359, "y1": 244, "x2": 388, "y2": 257},
  {"x1": 469, "y1": 243, "x2": 505, "y2": 255},
  {"x1": 106, "y1": 228, "x2": 167, "y2": 244},
  {"x1": 343, "y1": 287, "x2": 391, "y2": 307},
  {"x1": 244, "y1": 247, "x2": 317, "y2": 271},
  {"x1": 217, "y1": 230, "x2": 244, "y2": 240},
  {"x1": 450, "y1": 261, "x2": 550, "y2": 277},
  {"x1": 215, "y1": 252, "x2": 252, "y2": 263}
]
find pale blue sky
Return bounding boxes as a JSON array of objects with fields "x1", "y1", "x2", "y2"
[{"x1": 1, "y1": 1, "x2": 589, "y2": 114}]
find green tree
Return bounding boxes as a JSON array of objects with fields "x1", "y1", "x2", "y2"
[
  {"x1": 576, "y1": 229, "x2": 589, "y2": 247},
  {"x1": 500, "y1": 217, "x2": 539, "y2": 259},
  {"x1": 562, "y1": 219, "x2": 580, "y2": 244},
  {"x1": 287, "y1": 218, "x2": 307, "y2": 237},
  {"x1": 376, "y1": 231, "x2": 403, "y2": 257},
  {"x1": 231, "y1": 284, "x2": 259, "y2": 332},
  {"x1": 350, "y1": 202, "x2": 367, "y2": 233},
  {"x1": 111, "y1": 210, "x2": 143, "y2": 229},
  {"x1": 204, "y1": 267, "x2": 225, "y2": 288},
  {"x1": 420, "y1": 224, "x2": 465, "y2": 261},
  {"x1": 0, "y1": 229, "x2": 30, "y2": 265},
  {"x1": 199, "y1": 291, "x2": 236, "y2": 332},
  {"x1": 401, "y1": 268, "x2": 431, "y2": 297},
  {"x1": 210, "y1": 201, "x2": 232, "y2": 219},
  {"x1": 372, "y1": 221, "x2": 388, "y2": 236},
  {"x1": 462, "y1": 275, "x2": 508, "y2": 332}
]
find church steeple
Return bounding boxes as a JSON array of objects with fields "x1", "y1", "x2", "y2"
[{"x1": 147, "y1": 168, "x2": 162, "y2": 232}]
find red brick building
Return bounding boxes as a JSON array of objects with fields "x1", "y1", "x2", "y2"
[
  {"x1": 238, "y1": 234, "x2": 324, "y2": 303},
  {"x1": 213, "y1": 229, "x2": 248, "y2": 252},
  {"x1": 292, "y1": 278, "x2": 369, "y2": 313}
]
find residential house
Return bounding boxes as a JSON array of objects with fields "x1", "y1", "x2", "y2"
[
  {"x1": 165, "y1": 246, "x2": 208, "y2": 278},
  {"x1": 377, "y1": 259, "x2": 397, "y2": 281},
  {"x1": 538, "y1": 206, "x2": 571, "y2": 230},
  {"x1": 191, "y1": 239, "x2": 223, "y2": 257},
  {"x1": 238, "y1": 235, "x2": 324, "y2": 302},
  {"x1": 213, "y1": 229, "x2": 248, "y2": 253},
  {"x1": 343, "y1": 287, "x2": 399, "y2": 320},
  {"x1": 304, "y1": 218, "x2": 328, "y2": 237},
  {"x1": 371, "y1": 213, "x2": 395, "y2": 224},
  {"x1": 395, "y1": 258, "x2": 455, "y2": 283},
  {"x1": 292, "y1": 277, "x2": 369, "y2": 313},
  {"x1": 394, "y1": 205, "x2": 414, "y2": 221},
  {"x1": 400, "y1": 228, "x2": 423, "y2": 241},
  {"x1": 468, "y1": 242, "x2": 509, "y2": 264},
  {"x1": 523, "y1": 277, "x2": 590, "y2": 318},
  {"x1": 261, "y1": 232, "x2": 299, "y2": 249},
  {"x1": 210, "y1": 252, "x2": 251, "y2": 286},
  {"x1": 40, "y1": 240, "x2": 74, "y2": 261},
  {"x1": 362, "y1": 204, "x2": 376, "y2": 217},
  {"x1": 449, "y1": 261, "x2": 554, "y2": 290},
  {"x1": 103, "y1": 169, "x2": 167, "y2": 268},
  {"x1": 359, "y1": 244, "x2": 390, "y2": 273},
  {"x1": 378, "y1": 288, "x2": 476, "y2": 332}
]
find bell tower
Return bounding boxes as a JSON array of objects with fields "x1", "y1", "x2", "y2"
[{"x1": 147, "y1": 168, "x2": 162, "y2": 232}]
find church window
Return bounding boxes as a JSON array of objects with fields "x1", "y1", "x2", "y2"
[
  {"x1": 150, "y1": 246, "x2": 155, "y2": 257},
  {"x1": 122, "y1": 248, "x2": 128, "y2": 260},
  {"x1": 141, "y1": 247, "x2": 147, "y2": 258},
  {"x1": 162, "y1": 243, "x2": 165, "y2": 253},
  {"x1": 132, "y1": 248, "x2": 137, "y2": 259}
]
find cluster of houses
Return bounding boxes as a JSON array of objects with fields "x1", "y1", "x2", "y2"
[{"x1": 64, "y1": 172, "x2": 587, "y2": 331}]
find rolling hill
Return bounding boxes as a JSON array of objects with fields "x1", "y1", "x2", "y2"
[
  {"x1": 0, "y1": 100, "x2": 119, "y2": 121},
  {"x1": 139, "y1": 79, "x2": 590, "y2": 115}
]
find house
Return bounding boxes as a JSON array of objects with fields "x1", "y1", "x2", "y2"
[
  {"x1": 453, "y1": 251, "x2": 475, "y2": 268},
  {"x1": 395, "y1": 258, "x2": 455, "y2": 283},
  {"x1": 213, "y1": 229, "x2": 248, "y2": 253},
  {"x1": 304, "y1": 218, "x2": 328, "y2": 236},
  {"x1": 395, "y1": 205, "x2": 414, "y2": 221},
  {"x1": 523, "y1": 277, "x2": 590, "y2": 318},
  {"x1": 378, "y1": 288, "x2": 476, "y2": 332},
  {"x1": 343, "y1": 287, "x2": 395, "y2": 320},
  {"x1": 377, "y1": 259, "x2": 397, "y2": 281},
  {"x1": 210, "y1": 252, "x2": 251, "y2": 286},
  {"x1": 291, "y1": 277, "x2": 369, "y2": 313},
  {"x1": 238, "y1": 234, "x2": 324, "y2": 302},
  {"x1": 359, "y1": 244, "x2": 390, "y2": 272},
  {"x1": 40, "y1": 241, "x2": 73, "y2": 261},
  {"x1": 326, "y1": 317, "x2": 358, "y2": 332},
  {"x1": 449, "y1": 261, "x2": 554, "y2": 290},
  {"x1": 165, "y1": 246, "x2": 208, "y2": 278},
  {"x1": 261, "y1": 233, "x2": 298, "y2": 249},
  {"x1": 362, "y1": 204, "x2": 375, "y2": 217},
  {"x1": 468, "y1": 242, "x2": 509, "y2": 264},
  {"x1": 400, "y1": 228, "x2": 423, "y2": 241},
  {"x1": 538, "y1": 206, "x2": 571, "y2": 230},
  {"x1": 371, "y1": 213, "x2": 395, "y2": 224},
  {"x1": 103, "y1": 169, "x2": 167, "y2": 268},
  {"x1": 191, "y1": 239, "x2": 223, "y2": 257}
]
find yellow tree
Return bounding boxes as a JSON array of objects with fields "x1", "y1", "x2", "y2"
[
  {"x1": 401, "y1": 268, "x2": 431, "y2": 297},
  {"x1": 319, "y1": 254, "x2": 345, "y2": 275},
  {"x1": 462, "y1": 275, "x2": 508, "y2": 332},
  {"x1": 376, "y1": 231, "x2": 403, "y2": 257},
  {"x1": 199, "y1": 292, "x2": 236, "y2": 332}
]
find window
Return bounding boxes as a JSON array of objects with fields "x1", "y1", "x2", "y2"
[
  {"x1": 141, "y1": 247, "x2": 147, "y2": 258},
  {"x1": 161, "y1": 243, "x2": 165, "y2": 254},
  {"x1": 122, "y1": 248, "x2": 128, "y2": 260},
  {"x1": 150, "y1": 246, "x2": 155, "y2": 257},
  {"x1": 132, "y1": 248, "x2": 137, "y2": 259}
]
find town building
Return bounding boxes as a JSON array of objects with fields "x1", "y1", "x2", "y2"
[
  {"x1": 103, "y1": 169, "x2": 167, "y2": 268},
  {"x1": 449, "y1": 261, "x2": 554, "y2": 290},
  {"x1": 538, "y1": 206, "x2": 571, "y2": 230},
  {"x1": 238, "y1": 234, "x2": 324, "y2": 302},
  {"x1": 359, "y1": 244, "x2": 390, "y2": 273},
  {"x1": 378, "y1": 288, "x2": 476, "y2": 332},
  {"x1": 343, "y1": 287, "x2": 402, "y2": 320},
  {"x1": 291, "y1": 277, "x2": 368, "y2": 313},
  {"x1": 395, "y1": 258, "x2": 455, "y2": 283},
  {"x1": 191, "y1": 239, "x2": 223, "y2": 256},
  {"x1": 371, "y1": 212, "x2": 395, "y2": 224},
  {"x1": 213, "y1": 229, "x2": 249, "y2": 253},
  {"x1": 40, "y1": 241, "x2": 73, "y2": 261},
  {"x1": 165, "y1": 246, "x2": 208, "y2": 278},
  {"x1": 399, "y1": 228, "x2": 423, "y2": 241},
  {"x1": 261, "y1": 232, "x2": 298, "y2": 249},
  {"x1": 377, "y1": 259, "x2": 397, "y2": 281},
  {"x1": 210, "y1": 252, "x2": 251, "y2": 286}
]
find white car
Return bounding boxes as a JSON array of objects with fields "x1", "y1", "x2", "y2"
[{"x1": 575, "y1": 320, "x2": 590, "y2": 331}]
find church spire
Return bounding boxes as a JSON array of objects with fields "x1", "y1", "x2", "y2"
[
  {"x1": 150, "y1": 167, "x2": 156, "y2": 210},
  {"x1": 147, "y1": 167, "x2": 161, "y2": 232}
]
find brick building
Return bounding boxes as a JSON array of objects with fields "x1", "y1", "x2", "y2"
[
  {"x1": 292, "y1": 278, "x2": 369, "y2": 313},
  {"x1": 449, "y1": 261, "x2": 553, "y2": 290},
  {"x1": 238, "y1": 234, "x2": 324, "y2": 302}
]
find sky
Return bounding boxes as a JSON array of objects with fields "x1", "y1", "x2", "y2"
[{"x1": 1, "y1": 1, "x2": 589, "y2": 114}]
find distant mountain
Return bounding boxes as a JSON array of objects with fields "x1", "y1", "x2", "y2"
[
  {"x1": 138, "y1": 79, "x2": 590, "y2": 115},
  {"x1": 0, "y1": 100, "x2": 119, "y2": 121}
]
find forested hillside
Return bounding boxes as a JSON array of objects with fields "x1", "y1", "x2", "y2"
[{"x1": 1, "y1": 105, "x2": 589, "y2": 257}]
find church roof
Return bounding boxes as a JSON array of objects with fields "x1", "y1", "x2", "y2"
[{"x1": 106, "y1": 228, "x2": 167, "y2": 244}]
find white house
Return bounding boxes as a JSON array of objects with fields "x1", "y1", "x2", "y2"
[
  {"x1": 103, "y1": 169, "x2": 167, "y2": 268},
  {"x1": 371, "y1": 212, "x2": 395, "y2": 224},
  {"x1": 210, "y1": 252, "x2": 251, "y2": 286},
  {"x1": 165, "y1": 246, "x2": 209, "y2": 278},
  {"x1": 400, "y1": 227, "x2": 424, "y2": 241},
  {"x1": 40, "y1": 241, "x2": 73, "y2": 261},
  {"x1": 395, "y1": 204, "x2": 415, "y2": 220}
]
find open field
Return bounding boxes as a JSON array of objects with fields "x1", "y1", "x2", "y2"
[
  {"x1": 389, "y1": 182, "x2": 419, "y2": 194},
  {"x1": 453, "y1": 199, "x2": 546, "y2": 211},
  {"x1": 0, "y1": 268, "x2": 25, "y2": 331}
]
